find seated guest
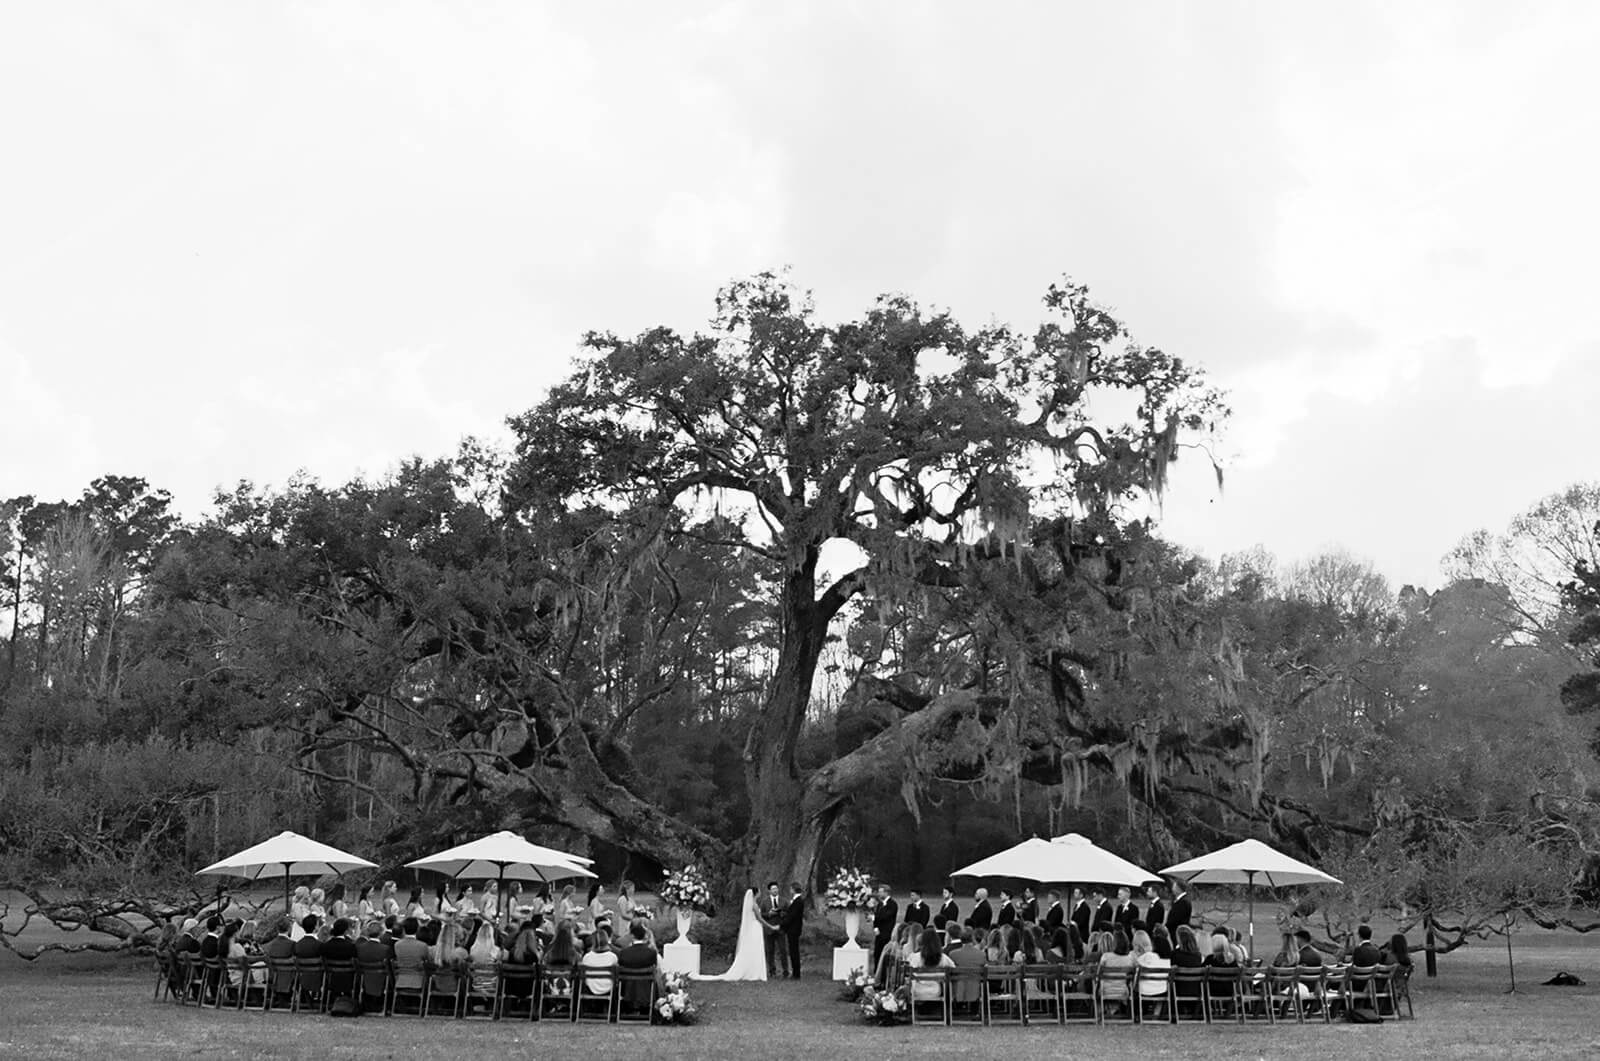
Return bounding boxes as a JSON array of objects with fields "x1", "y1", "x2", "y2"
[
  {"x1": 981, "y1": 928, "x2": 1006, "y2": 964},
  {"x1": 945, "y1": 925, "x2": 985, "y2": 1009},
  {"x1": 1294, "y1": 928, "x2": 1324, "y2": 967},
  {"x1": 293, "y1": 916, "x2": 322, "y2": 958},
  {"x1": 1348, "y1": 924, "x2": 1383, "y2": 966},
  {"x1": 1132, "y1": 929, "x2": 1170, "y2": 1002},
  {"x1": 198, "y1": 916, "x2": 225, "y2": 999},
  {"x1": 1203, "y1": 932, "x2": 1238, "y2": 969},
  {"x1": 1012, "y1": 925, "x2": 1042, "y2": 965},
  {"x1": 580, "y1": 928, "x2": 619, "y2": 996},
  {"x1": 1149, "y1": 923, "x2": 1173, "y2": 960},
  {"x1": 321, "y1": 918, "x2": 359, "y2": 1001},
  {"x1": 907, "y1": 928, "x2": 955, "y2": 1002},
  {"x1": 872, "y1": 922, "x2": 913, "y2": 987},
  {"x1": 1171, "y1": 925, "x2": 1205, "y2": 998},
  {"x1": 1097, "y1": 929, "x2": 1137, "y2": 1013},
  {"x1": 264, "y1": 917, "x2": 296, "y2": 997},
  {"x1": 1381, "y1": 932, "x2": 1412, "y2": 969},
  {"x1": 391, "y1": 918, "x2": 430, "y2": 993},
  {"x1": 223, "y1": 920, "x2": 260, "y2": 989},
  {"x1": 616, "y1": 920, "x2": 664, "y2": 1011},
  {"x1": 465, "y1": 915, "x2": 502, "y2": 1009},
  {"x1": 432, "y1": 919, "x2": 468, "y2": 969},
  {"x1": 177, "y1": 918, "x2": 202, "y2": 954},
  {"x1": 544, "y1": 921, "x2": 581, "y2": 970},
  {"x1": 1046, "y1": 927, "x2": 1072, "y2": 962},
  {"x1": 355, "y1": 920, "x2": 392, "y2": 1011}
]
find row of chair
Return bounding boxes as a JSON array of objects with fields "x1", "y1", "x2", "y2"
[
  {"x1": 893, "y1": 962, "x2": 1413, "y2": 1026},
  {"x1": 156, "y1": 951, "x2": 660, "y2": 1023}
]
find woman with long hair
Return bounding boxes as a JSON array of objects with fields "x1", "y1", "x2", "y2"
[
  {"x1": 356, "y1": 885, "x2": 375, "y2": 922},
  {"x1": 1382, "y1": 933, "x2": 1412, "y2": 968},
  {"x1": 544, "y1": 920, "x2": 580, "y2": 969},
  {"x1": 908, "y1": 927, "x2": 955, "y2": 1002},
  {"x1": 405, "y1": 886, "x2": 426, "y2": 920}
]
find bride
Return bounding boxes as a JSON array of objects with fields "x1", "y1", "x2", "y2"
[{"x1": 696, "y1": 888, "x2": 768, "y2": 982}]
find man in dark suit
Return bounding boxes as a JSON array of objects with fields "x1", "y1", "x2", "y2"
[
  {"x1": 1144, "y1": 885, "x2": 1166, "y2": 933},
  {"x1": 1114, "y1": 887, "x2": 1140, "y2": 937},
  {"x1": 1020, "y1": 887, "x2": 1039, "y2": 924},
  {"x1": 782, "y1": 883, "x2": 805, "y2": 979},
  {"x1": 177, "y1": 918, "x2": 202, "y2": 955},
  {"x1": 198, "y1": 916, "x2": 225, "y2": 1000},
  {"x1": 904, "y1": 889, "x2": 930, "y2": 929},
  {"x1": 1294, "y1": 929, "x2": 1324, "y2": 967},
  {"x1": 1348, "y1": 924, "x2": 1382, "y2": 967},
  {"x1": 995, "y1": 889, "x2": 1016, "y2": 928},
  {"x1": 264, "y1": 917, "x2": 296, "y2": 1000},
  {"x1": 1091, "y1": 888, "x2": 1114, "y2": 932},
  {"x1": 355, "y1": 920, "x2": 392, "y2": 1012},
  {"x1": 761, "y1": 881, "x2": 788, "y2": 978},
  {"x1": 944, "y1": 925, "x2": 985, "y2": 1014},
  {"x1": 617, "y1": 920, "x2": 662, "y2": 1012},
  {"x1": 964, "y1": 888, "x2": 993, "y2": 933},
  {"x1": 1165, "y1": 881, "x2": 1193, "y2": 937},
  {"x1": 294, "y1": 915, "x2": 322, "y2": 958},
  {"x1": 935, "y1": 886, "x2": 960, "y2": 931},
  {"x1": 1071, "y1": 889, "x2": 1092, "y2": 943},
  {"x1": 1043, "y1": 890, "x2": 1065, "y2": 932},
  {"x1": 321, "y1": 918, "x2": 359, "y2": 1003},
  {"x1": 870, "y1": 885, "x2": 897, "y2": 968}
]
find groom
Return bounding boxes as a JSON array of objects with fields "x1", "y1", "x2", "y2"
[
  {"x1": 761, "y1": 881, "x2": 789, "y2": 978},
  {"x1": 781, "y1": 882, "x2": 804, "y2": 979}
]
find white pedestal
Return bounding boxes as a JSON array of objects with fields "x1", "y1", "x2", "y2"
[
  {"x1": 661, "y1": 941, "x2": 701, "y2": 978},
  {"x1": 832, "y1": 942, "x2": 868, "y2": 981}
]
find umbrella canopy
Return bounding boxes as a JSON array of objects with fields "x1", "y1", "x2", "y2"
[
  {"x1": 1160, "y1": 839, "x2": 1341, "y2": 888},
  {"x1": 407, "y1": 831, "x2": 595, "y2": 926},
  {"x1": 196, "y1": 830, "x2": 377, "y2": 911},
  {"x1": 1160, "y1": 839, "x2": 1341, "y2": 956},
  {"x1": 951, "y1": 833, "x2": 1160, "y2": 887}
]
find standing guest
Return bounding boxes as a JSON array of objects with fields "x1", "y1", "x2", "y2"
[
  {"x1": 935, "y1": 886, "x2": 959, "y2": 931},
  {"x1": 289, "y1": 887, "x2": 312, "y2": 933},
  {"x1": 404, "y1": 887, "x2": 426, "y2": 921},
  {"x1": 1114, "y1": 887, "x2": 1140, "y2": 936},
  {"x1": 556, "y1": 884, "x2": 583, "y2": 926},
  {"x1": 904, "y1": 889, "x2": 930, "y2": 928},
  {"x1": 580, "y1": 927, "x2": 620, "y2": 998},
  {"x1": 328, "y1": 884, "x2": 349, "y2": 922},
  {"x1": 1043, "y1": 890, "x2": 1066, "y2": 931},
  {"x1": 1071, "y1": 889, "x2": 1093, "y2": 943},
  {"x1": 309, "y1": 888, "x2": 328, "y2": 921},
  {"x1": 321, "y1": 918, "x2": 359, "y2": 1003},
  {"x1": 356, "y1": 886, "x2": 375, "y2": 922},
  {"x1": 1144, "y1": 884, "x2": 1166, "y2": 933},
  {"x1": 506, "y1": 882, "x2": 525, "y2": 918},
  {"x1": 382, "y1": 880, "x2": 401, "y2": 918},
  {"x1": 458, "y1": 885, "x2": 480, "y2": 917},
  {"x1": 481, "y1": 882, "x2": 499, "y2": 921},
  {"x1": 1165, "y1": 879, "x2": 1193, "y2": 936},
  {"x1": 995, "y1": 889, "x2": 1017, "y2": 928},
  {"x1": 434, "y1": 882, "x2": 455, "y2": 919},
  {"x1": 1021, "y1": 887, "x2": 1040, "y2": 924},
  {"x1": 870, "y1": 884, "x2": 898, "y2": 969},
  {"x1": 1347, "y1": 924, "x2": 1383, "y2": 966},
  {"x1": 965, "y1": 888, "x2": 993, "y2": 932},
  {"x1": 585, "y1": 883, "x2": 613, "y2": 936},
  {"x1": 907, "y1": 927, "x2": 955, "y2": 1002},
  {"x1": 355, "y1": 921, "x2": 392, "y2": 1012},
  {"x1": 616, "y1": 879, "x2": 642, "y2": 922}
]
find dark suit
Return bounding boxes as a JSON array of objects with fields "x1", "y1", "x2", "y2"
[
  {"x1": 177, "y1": 933, "x2": 201, "y2": 954},
  {"x1": 1146, "y1": 898, "x2": 1166, "y2": 933},
  {"x1": 1020, "y1": 898, "x2": 1039, "y2": 923},
  {"x1": 617, "y1": 941, "x2": 658, "y2": 1008},
  {"x1": 355, "y1": 937, "x2": 392, "y2": 1003},
  {"x1": 965, "y1": 900, "x2": 992, "y2": 932},
  {"x1": 264, "y1": 935, "x2": 296, "y2": 995},
  {"x1": 293, "y1": 935, "x2": 322, "y2": 959},
  {"x1": 996, "y1": 903, "x2": 1016, "y2": 928},
  {"x1": 871, "y1": 898, "x2": 898, "y2": 967},
  {"x1": 761, "y1": 893, "x2": 788, "y2": 977},
  {"x1": 782, "y1": 895, "x2": 804, "y2": 978},
  {"x1": 321, "y1": 935, "x2": 358, "y2": 999},
  {"x1": 936, "y1": 900, "x2": 959, "y2": 929},
  {"x1": 1071, "y1": 900, "x2": 1092, "y2": 942},
  {"x1": 1350, "y1": 941, "x2": 1382, "y2": 967},
  {"x1": 1115, "y1": 901, "x2": 1140, "y2": 936},
  {"x1": 1092, "y1": 900, "x2": 1114, "y2": 931},
  {"x1": 1166, "y1": 894, "x2": 1192, "y2": 935},
  {"x1": 904, "y1": 901, "x2": 930, "y2": 928},
  {"x1": 199, "y1": 933, "x2": 224, "y2": 996},
  {"x1": 1043, "y1": 902, "x2": 1065, "y2": 931},
  {"x1": 1297, "y1": 944, "x2": 1324, "y2": 967}
]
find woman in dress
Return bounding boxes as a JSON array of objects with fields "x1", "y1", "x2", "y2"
[
  {"x1": 556, "y1": 884, "x2": 583, "y2": 926},
  {"x1": 356, "y1": 886, "x2": 375, "y2": 923},
  {"x1": 289, "y1": 887, "x2": 312, "y2": 940},
  {"x1": 1132, "y1": 929, "x2": 1170, "y2": 1008},
  {"x1": 382, "y1": 880, "x2": 401, "y2": 918},
  {"x1": 327, "y1": 884, "x2": 348, "y2": 922},
  {"x1": 466, "y1": 915, "x2": 502, "y2": 1010},
  {"x1": 1097, "y1": 929, "x2": 1137, "y2": 1015},
  {"x1": 309, "y1": 888, "x2": 327, "y2": 921},
  {"x1": 579, "y1": 927, "x2": 620, "y2": 997},
  {"x1": 907, "y1": 928, "x2": 955, "y2": 1002},
  {"x1": 696, "y1": 889, "x2": 769, "y2": 981},
  {"x1": 585, "y1": 883, "x2": 612, "y2": 937}
]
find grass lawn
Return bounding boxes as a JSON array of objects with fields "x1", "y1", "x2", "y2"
[{"x1": 4, "y1": 925, "x2": 1600, "y2": 1060}]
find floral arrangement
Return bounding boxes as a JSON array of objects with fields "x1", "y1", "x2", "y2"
[
  {"x1": 858, "y1": 983, "x2": 911, "y2": 1025},
  {"x1": 657, "y1": 864, "x2": 713, "y2": 913},
  {"x1": 837, "y1": 966, "x2": 875, "y2": 1002},
  {"x1": 824, "y1": 867, "x2": 873, "y2": 910},
  {"x1": 656, "y1": 971, "x2": 701, "y2": 1024}
]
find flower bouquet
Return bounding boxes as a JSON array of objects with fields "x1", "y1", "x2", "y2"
[
  {"x1": 837, "y1": 966, "x2": 874, "y2": 1002},
  {"x1": 824, "y1": 867, "x2": 873, "y2": 909},
  {"x1": 658, "y1": 865, "x2": 713, "y2": 913},
  {"x1": 656, "y1": 971, "x2": 702, "y2": 1025},
  {"x1": 858, "y1": 983, "x2": 911, "y2": 1025}
]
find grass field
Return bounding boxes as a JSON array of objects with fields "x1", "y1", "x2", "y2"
[{"x1": 4, "y1": 922, "x2": 1600, "y2": 1060}]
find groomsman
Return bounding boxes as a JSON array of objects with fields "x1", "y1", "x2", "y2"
[
  {"x1": 1043, "y1": 890, "x2": 1066, "y2": 931},
  {"x1": 936, "y1": 886, "x2": 960, "y2": 930},
  {"x1": 1114, "y1": 887, "x2": 1140, "y2": 936},
  {"x1": 1020, "y1": 887, "x2": 1039, "y2": 924},
  {"x1": 904, "y1": 889, "x2": 930, "y2": 928},
  {"x1": 996, "y1": 889, "x2": 1017, "y2": 928},
  {"x1": 1144, "y1": 884, "x2": 1166, "y2": 933},
  {"x1": 871, "y1": 884, "x2": 898, "y2": 968},
  {"x1": 965, "y1": 888, "x2": 994, "y2": 932},
  {"x1": 1091, "y1": 888, "x2": 1114, "y2": 932},
  {"x1": 1071, "y1": 889, "x2": 1092, "y2": 942},
  {"x1": 1165, "y1": 880, "x2": 1193, "y2": 935}
]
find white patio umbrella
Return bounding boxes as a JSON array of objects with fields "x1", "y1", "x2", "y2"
[
  {"x1": 1160, "y1": 838, "x2": 1342, "y2": 956},
  {"x1": 952, "y1": 833, "x2": 1160, "y2": 887},
  {"x1": 405, "y1": 831, "x2": 595, "y2": 925},
  {"x1": 196, "y1": 830, "x2": 377, "y2": 913}
]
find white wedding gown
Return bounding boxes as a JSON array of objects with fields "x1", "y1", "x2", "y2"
[{"x1": 696, "y1": 889, "x2": 768, "y2": 982}]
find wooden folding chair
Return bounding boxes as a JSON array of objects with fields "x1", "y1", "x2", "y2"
[
  {"x1": 292, "y1": 957, "x2": 326, "y2": 1014},
  {"x1": 173, "y1": 953, "x2": 199, "y2": 1005},
  {"x1": 1094, "y1": 964, "x2": 1136, "y2": 1024},
  {"x1": 153, "y1": 952, "x2": 177, "y2": 1003},
  {"x1": 1021, "y1": 963, "x2": 1062, "y2": 1024},
  {"x1": 495, "y1": 962, "x2": 539, "y2": 1021},
  {"x1": 425, "y1": 966, "x2": 464, "y2": 1018},
  {"x1": 945, "y1": 966, "x2": 985, "y2": 1025},
  {"x1": 908, "y1": 970, "x2": 950, "y2": 1026},
  {"x1": 1383, "y1": 962, "x2": 1414, "y2": 1019},
  {"x1": 234, "y1": 958, "x2": 270, "y2": 1011},
  {"x1": 388, "y1": 958, "x2": 429, "y2": 1017},
  {"x1": 539, "y1": 965, "x2": 577, "y2": 1022},
  {"x1": 984, "y1": 964, "x2": 1025, "y2": 1025},
  {"x1": 1170, "y1": 967, "x2": 1209, "y2": 1023},
  {"x1": 575, "y1": 966, "x2": 616, "y2": 1023},
  {"x1": 201, "y1": 955, "x2": 230, "y2": 1008},
  {"x1": 262, "y1": 956, "x2": 296, "y2": 1013},
  {"x1": 1266, "y1": 966, "x2": 1302, "y2": 1023},
  {"x1": 614, "y1": 967, "x2": 657, "y2": 1024},
  {"x1": 357, "y1": 957, "x2": 391, "y2": 1015},
  {"x1": 461, "y1": 962, "x2": 498, "y2": 1019},
  {"x1": 1059, "y1": 965, "x2": 1097, "y2": 1024}
]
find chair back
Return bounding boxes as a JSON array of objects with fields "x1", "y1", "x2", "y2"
[
  {"x1": 358, "y1": 957, "x2": 391, "y2": 997},
  {"x1": 615, "y1": 966, "x2": 657, "y2": 1022}
]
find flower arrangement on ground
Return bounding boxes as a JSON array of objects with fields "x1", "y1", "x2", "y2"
[
  {"x1": 656, "y1": 970, "x2": 702, "y2": 1024},
  {"x1": 824, "y1": 867, "x2": 873, "y2": 909},
  {"x1": 658, "y1": 865, "x2": 713, "y2": 913},
  {"x1": 858, "y1": 983, "x2": 911, "y2": 1025},
  {"x1": 838, "y1": 966, "x2": 874, "y2": 1002}
]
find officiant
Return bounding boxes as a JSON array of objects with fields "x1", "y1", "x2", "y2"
[{"x1": 761, "y1": 881, "x2": 790, "y2": 978}]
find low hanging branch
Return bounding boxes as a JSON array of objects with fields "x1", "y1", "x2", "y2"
[{"x1": 0, "y1": 883, "x2": 210, "y2": 961}]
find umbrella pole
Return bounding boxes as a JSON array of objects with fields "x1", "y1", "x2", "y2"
[
  {"x1": 497, "y1": 863, "x2": 507, "y2": 931},
  {"x1": 1247, "y1": 869, "x2": 1255, "y2": 960},
  {"x1": 284, "y1": 864, "x2": 291, "y2": 919}
]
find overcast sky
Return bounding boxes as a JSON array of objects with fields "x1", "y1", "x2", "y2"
[{"x1": 3, "y1": 2, "x2": 1597, "y2": 589}]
